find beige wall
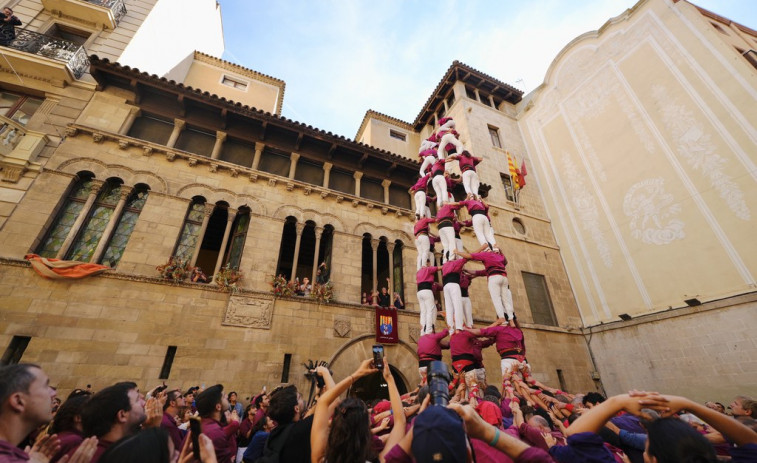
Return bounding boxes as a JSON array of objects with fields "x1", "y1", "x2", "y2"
[
  {"x1": 356, "y1": 116, "x2": 419, "y2": 161},
  {"x1": 519, "y1": 0, "x2": 757, "y2": 326}
]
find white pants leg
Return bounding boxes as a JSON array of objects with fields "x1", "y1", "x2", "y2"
[
  {"x1": 437, "y1": 133, "x2": 464, "y2": 159},
  {"x1": 455, "y1": 237, "x2": 463, "y2": 252},
  {"x1": 415, "y1": 234, "x2": 430, "y2": 271},
  {"x1": 431, "y1": 175, "x2": 447, "y2": 209},
  {"x1": 423, "y1": 206, "x2": 432, "y2": 219},
  {"x1": 414, "y1": 191, "x2": 426, "y2": 218},
  {"x1": 462, "y1": 170, "x2": 479, "y2": 196},
  {"x1": 472, "y1": 214, "x2": 493, "y2": 247},
  {"x1": 438, "y1": 226, "x2": 456, "y2": 263},
  {"x1": 419, "y1": 155, "x2": 436, "y2": 177},
  {"x1": 462, "y1": 296, "x2": 473, "y2": 327},
  {"x1": 485, "y1": 219, "x2": 496, "y2": 247},
  {"x1": 443, "y1": 283, "x2": 464, "y2": 330},
  {"x1": 504, "y1": 285, "x2": 514, "y2": 320},
  {"x1": 417, "y1": 289, "x2": 436, "y2": 334},
  {"x1": 487, "y1": 274, "x2": 508, "y2": 319}
]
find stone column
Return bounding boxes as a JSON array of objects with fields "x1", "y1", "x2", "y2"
[
  {"x1": 90, "y1": 185, "x2": 133, "y2": 263},
  {"x1": 322, "y1": 162, "x2": 332, "y2": 189},
  {"x1": 387, "y1": 241, "x2": 395, "y2": 295},
  {"x1": 311, "y1": 226, "x2": 324, "y2": 284},
  {"x1": 190, "y1": 204, "x2": 215, "y2": 267},
  {"x1": 401, "y1": 243, "x2": 417, "y2": 309},
  {"x1": 488, "y1": 95, "x2": 496, "y2": 107},
  {"x1": 166, "y1": 119, "x2": 185, "y2": 148},
  {"x1": 210, "y1": 131, "x2": 227, "y2": 160},
  {"x1": 251, "y1": 142, "x2": 265, "y2": 170},
  {"x1": 354, "y1": 171, "x2": 363, "y2": 197},
  {"x1": 212, "y1": 208, "x2": 236, "y2": 278},
  {"x1": 288, "y1": 152, "x2": 300, "y2": 179},
  {"x1": 371, "y1": 238, "x2": 379, "y2": 300},
  {"x1": 55, "y1": 179, "x2": 104, "y2": 259},
  {"x1": 118, "y1": 107, "x2": 141, "y2": 135},
  {"x1": 290, "y1": 222, "x2": 305, "y2": 282},
  {"x1": 381, "y1": 179, "x2": 391, "y2": 204},
  {"x1": 474, "y1": 89, "x2": 481, "y2": 103},
  {"x1": 442, "y1": 99, "x2": 449, "y2": 112}
]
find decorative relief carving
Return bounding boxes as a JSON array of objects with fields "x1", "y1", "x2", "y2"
[
  {"x1": 142, "y1": 146, "x2": 153, "y2": 156},
  {"x1": 652, "y1": 84, "x2": 750, "y2": 221},
  {"x1": 268, "y1": 178, "x2": 277, "y2": 187},
  {"x1": 623, "y1": 178, "x2": 685, "y2": 245},
  {"x1": 286, "y1": 182, "x2": 294, "y2": 191},
  {"x1": 333, "y1": 318, "x2": 351, "y2": 338},
  {"x1": 187, "y1": 158, "x2": 197, "y2": 167},
  {"x1": 408, "y1": 326, "x2": 420, "y2": 344},
  {"x1": 561, "y1": 153, "x2": 613, "y2": 268},
  {"x1": 92, "y1": 133, "x2": 103, "y2": 143},
  {"x1": 223, "y1": 295, "x2": 273, "y2": 329},
  {"x1": 165, "y1": 152, "x2": 176, "y2": 162},
  {"x1": 65, "y1": 127, "x2": 78, "y2": 137},
  {"x1": 118, "y1": 140, "x2": 129, "y2": 150},
  {"x1": 229, "y1": 168, "x2": 239, "y2": 178},
  {"x1": 303, "y1": 187, "x2": 311, "y2": 195},
  {"x1": 249, "y1": 173, "x2": 258, "y2": 182},
  {"x1": 208, "y1": 164, "x2": 218, "y2": 173}
]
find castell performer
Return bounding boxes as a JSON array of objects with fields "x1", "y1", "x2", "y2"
[
  {"x1": 447, "y1": 150, "x2": 483, "y2": 198},
  {"x1": 435, "y1": 201, "x2": 461, "y2": 263},
  {"x1": 418, "y1": 136, "x2": 439, "y2": 177},
  {"x1": 441, "y1": 257, "x2": 467, "y2": 332},
  {"x1": 410, "y1": 173, "x2": 432, "y2": 219},
  {"x1": 416, "y1": 328, "x2": 449, "y2": 385},
  {"x1": 416, "y1": 260, "x2": 439, "y2": 335},
  {"x1": 458, "y1": 196, "x2": 496, "y2": 250},
  {"x1": 413, "y1": 216, "x2": 436, "y2": 271},
  {"x1": 455, "y1": 245, "x2": 515, "y2": 321},
  {"x1": 435, "y1": 117, "x2": 464, "y2": 161}
]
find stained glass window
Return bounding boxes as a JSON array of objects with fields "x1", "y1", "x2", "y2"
[
  {"x1": 100, "y1": 186, "x2": 149, "y2": 268},
  {"x1": 174, "y1": 200, "x2": 206, "y2": 262},
  {"x1": 37, "y1": 175, "x2": 94, "y2": 258},
  {"x1": 225, "y1": 211, "x2": 250, "y2": 270},
  {"x1": 67, "y1": 180, "x2": 122, "y2": 262}
]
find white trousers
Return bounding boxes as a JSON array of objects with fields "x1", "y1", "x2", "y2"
[
  {"x1": 431, "y1": 175, "x2": 447, "y2": 209},
  {"x1": 443, "y1": 283, "x2": 464, "y2": 330},
  {"x1": 419, "y1": 155, "x2": 436, "y2": 177},
  {"x1": 415, "y1": 234, "x2": 430, "y2": 271},
  {"x1": 455, "y1": 237, "x2": 463, "y2": 252},
  {"x1": 438, "y1": 226, "x2": 456, "y2": 263},
  {"x1": 472, "y1": 214, "x2": 496, "y2": 248},
  {"x1": 462, "y1": 170, "x2": 480, "y2": 197},
  {"x1": 414, "y1": 191, "x2": 427, "y2": 218},
  {"x1": 500, "y1": 359, "x2": 531, "y2": 379},
  {"x1": 417, "y1": 289, "x2": 437, "y2": 335},
  {"x1": 487, "y1": 274, "x2": 514, "y2": 320},
  {"x1": 437, "y1": 133, "x2": 464, "y2": 159},
  {"x1": 461, "y1": 296, "x2": 473, "y2": 328}
]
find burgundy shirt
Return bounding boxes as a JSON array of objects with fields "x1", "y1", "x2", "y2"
[
  {"x1": 458, "y1": 154, "x2": 481, "y2": 171},
  {"x1": 414, "y1": 218, "x2": 436, "y2": 236},
  {"x1": 410, "y1": 174, "x2": 431, "y2": 192},
  {"x1": 436, "y1": 203, "x2": 460, "y2": 221},
  {"x1": 0, "y1": 440, "x2": 29, "y2": 462},
  {"x1": 51, "y1": 431, "x2": 83, "y2": 463},
  {"x1": 460, "y1": 198, "x2": 486, "y2": 213},
  {"x1": 416, "y1": 266, "x2": 439, "y2": 285},
  {"x1": 449, "y1": 330, "x2": 478, "y2": 358},
  {"x1": 417, "y1": 329, "x2": 449, "y2": 360},
  {"x1": 480, "y1": 325, "x2": 525, "y2": 356},
  {"x1": 431, "y1": 158, "x2": 446, "y2": 175},
  {"x1": 161, "y1": 412, "x2": 183, "y2": 455},
  {"x1": 470, "y1": 251, "x2": 507, "y2": 276},
  {"x1": 442, "y1": 259, "x2": 466, "y2": 278},
  {"x1": 200, "y1": 417, "x2": 239, "y2": 463}
]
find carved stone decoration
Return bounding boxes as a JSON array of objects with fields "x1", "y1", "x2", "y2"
[
  {"x1": 320, "y1": 191, "x2": 328, "y2": 199},
  {"x1": 118, "y1": 140, "x2": 129, "y2": 150},
  {"x1": 165, "y1": 152, "x2": 176, "y2": 162},
  {"x1": 336, "y1": 196, "x2": 344, "y2": 203},
  {"x1": 1, "y1": 165, "x2": 24, "y2": 183},
  {"x1": 269, "y1": 178, "x2": 277, "y2": 187},
  {"x1": 187, "y1": 159, "x2": 197, "y2": 167},
  {"x1": 208, "y1": 164, "x2": 218, "y2": 173},
  {"x1": 65, "y1": 127, "x2": 78, "y2": 137},
  {"x1": 408, "y1": 326, "x2": 420, "y2": 344},
  {"x1": 381, "y1": 207, "x2": 388, "y2": 215},
  {"x1": 223, "y1": 295, "x2": 274, "y2": 329},
  {"x1": 92, "y1": 133, "x2": 104, "y2": 143},
  {"x1": 229, "y1": 168, "x2": 239, "y2": 178},
  {"x1": 333, "y1": 318, "x2": 352, "y2": 338},
  {"x1": 143, "y1": 146, "x2": 153, "y2": 157},
  {"x1": 352, "y1": 200, "x2": 359, "y2": 207},
  {"x1": 623, "y1": 178, "x2": 685, "y2": 245},
  {"x1": 303, "y1": 187, "x2": 311, "y2": 195},
  {"x1": 286, "y1": 182, "x2": 294, "y2": 191},
  {"x1": 249, "y1": 173, "x2": 258, "y2": 182},
  {"x1": 366, "y1": 203, "x2": 374, "y2": 210}
]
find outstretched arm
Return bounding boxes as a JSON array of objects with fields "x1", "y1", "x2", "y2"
[
  {"x1": 379, "y1": 358, "x2": 407, "y2": 461},
  {"x1": 567, "y1": 392, "x2": 668, "y2": 436}
]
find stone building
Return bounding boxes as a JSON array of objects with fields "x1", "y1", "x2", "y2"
[{"x1": 0, "y1": 0, "x2": 754, "y2": 403}]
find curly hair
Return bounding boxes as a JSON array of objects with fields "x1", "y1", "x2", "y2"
[{"x1": 325, "y1": 398, "x2": 376, "y2": 463}]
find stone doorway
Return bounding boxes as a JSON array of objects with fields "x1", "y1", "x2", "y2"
[{"x1": 350, "y1": 364, "x2": 408, "y2": 402}]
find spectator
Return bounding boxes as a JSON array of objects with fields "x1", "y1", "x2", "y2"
[
  {"x1": 0, "y1": 7, "x2": 21, "y2": 47},
  {"x1": 705, "y1": 401, "x2": 726, "y2": 414},
  {"x1": 300, "y1": 277, "x2": 312, "y2": 297},
  {"x1": 77, "y1": 381, "x2": 146, "y2": 463},
  {"x1": 393, "y1": 292, "x2": 404, "y2": 310},
  {"x1": 160, "y1": 389, "x2": 185, "y2": 454},
  {"x1": 49, "y1": 394, "x2": 90, "y2": 463},
  {"x1": 227, "y1": 391, "x2": 243, "y2": 417},
  {"x1": 0, "y1": 364, "x2": 57, "y2": 462},
  {"x1": 237, "y1": 403, "x2": 256, "y2": 447},
  {"x1": 252, "y1": 391, "x2": 268, "y2": 426},
  {"x1": 316, "y1": 261, "x2": 330, "y2": 285},
  {"x1": 260, "y1": 384, "x2": 313, "y2": 462},
  {"x1": 195, "y1": 384, "x2": 239, "y2": 463},
  {"x1": 99, "y1": 427, "x2": 172, "y2": 463},
  {"x1": 242, "y1": 415, "x2": 275, "y2": 463},
  {"x1": 377, "y1": 279, "x2": 391, "y2": 307}
]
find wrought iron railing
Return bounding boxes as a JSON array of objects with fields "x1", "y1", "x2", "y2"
[
  {"x1": 8, "y1": 29, "x2": 89, "y2": 79},
  {"x1": 84, "y1": 0, "x2": 127, "y2": 24}
]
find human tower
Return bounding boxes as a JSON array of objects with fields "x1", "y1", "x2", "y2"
[{"x1": 411, "y1": 117, "x2": 515, "y2": 336}]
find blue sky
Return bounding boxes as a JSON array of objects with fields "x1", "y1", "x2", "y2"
[{"x1": 219, "y1": 0, "x2": 757, "y2": 140}]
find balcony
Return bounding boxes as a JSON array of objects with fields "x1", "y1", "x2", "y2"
[
  {"x1": 42, "y1": 0, "x2": 127, "y2": 30},
  {"x1": 0, "y1": 29, "x2": 88, "y2": 86},
  {"x1": 0, "y1": 116, "x2": 48, "y2": 183}
]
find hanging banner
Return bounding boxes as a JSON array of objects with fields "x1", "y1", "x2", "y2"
[{"x1": 375, "y1": 307, "x2": 398, "y2": 344}]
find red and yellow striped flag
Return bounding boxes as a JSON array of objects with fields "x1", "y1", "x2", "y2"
[{"x1": 506, "y1": 151, "x2": 520, "y2": 190}]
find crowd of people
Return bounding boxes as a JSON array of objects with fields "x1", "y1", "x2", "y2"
[{"x1": 1, "y1": 358, "x2": 756, "y2": 463}]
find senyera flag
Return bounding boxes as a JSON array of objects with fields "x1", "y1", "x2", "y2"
[{"x1": 375, "y1": 306, "x2": 398, "y2": 344}]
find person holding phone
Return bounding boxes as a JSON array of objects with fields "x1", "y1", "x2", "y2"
[
  {"x1": 0, "y1": 8, "x2": 21, "y2": 47},
  {"x1": 193, "y1": 385, "x2": 239, "y2": 463}
]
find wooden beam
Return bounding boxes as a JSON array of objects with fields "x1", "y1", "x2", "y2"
[
  {"x1": 295, "y1": 132, "x2": 304, "y2": 151},
  {"x1": 358, "y1": 153, "x2": 369, "y2": 168},
  {"x1": 260, "y1": 121, "x2": 268, "y2": 141},
  {"x1": 177, "y1": 94, "x2": 186, "y2": 117},
  {"x1": 387, "y1": 162, "x2": 397, "y2": 176},
  {"x1": 328, "y1": 143, "x2": 337, "y2": 160}
]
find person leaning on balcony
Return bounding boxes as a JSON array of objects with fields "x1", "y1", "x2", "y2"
[{"x1": 0, "y1": 8, "x2": 21, "y2": 46}]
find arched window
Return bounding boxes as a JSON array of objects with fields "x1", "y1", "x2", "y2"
[
  {"x1": 392, "y1": 240, "x2": 404, "y2": 302},
  {"x1": 361, "y1": 233, "x2": 374, "y2": 299},
  {"x1": 275, "y1": 217, "x2": 297, "y2": 280},
  {"x1": 37, "y1": 173, "x2": 95, "y2": 258},
  {"x1": 66, "y1": 178, "x2": 124, "y2": 262},
  {"x1": 225, "y1": 207, "x2": 250, "y2": 270},
  {"x1": 174, "y1": 197, "x2": 206, "y2": 263},
  {"x1": 100, "y1": 184, "x2": 150, "y2": 267}
]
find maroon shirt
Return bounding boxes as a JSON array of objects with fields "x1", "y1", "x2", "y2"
[
  {"x1": 480, "y1": 325, "x2": 525, "y2": 356},
  {"x1": 470, "y1": 251, "x2": 507, "y2": 277},
  {"x1": 449, "y1": 330, "x2": 479, "y2": 358},
  {"x1": 436, "y1": 203, "x2": 460, "y2": 221},
  {"x1": 416, "y1": 266, "x2": 439, "y2": 285},
  {"x1": 51, "y1": 431, "x2": 83, "y2": 463},
  {"x1": 414, "y1": 218, "x2": 436, "y2": 236},
  {"x1": 460, "y1": 198, "x2": 486, "y2": 213},
  {"x1": 417, "y1": 329, "x2": 449, "y2": 361},
  {"x1": 161, "y1": 412, "x2": 183, "y2": 455},
  {"x1": 0, "y1": 440, "x2": 29, "y2": 462},
  {"x1": 200, "y1": 417, "x2": 239, "y2": 463},
  {"x1": 411, "y1": 174, "x2": 431, "y2": 192},
  {"x1": 458, "y1": 154, "x2": 481, "y2": 171}
]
